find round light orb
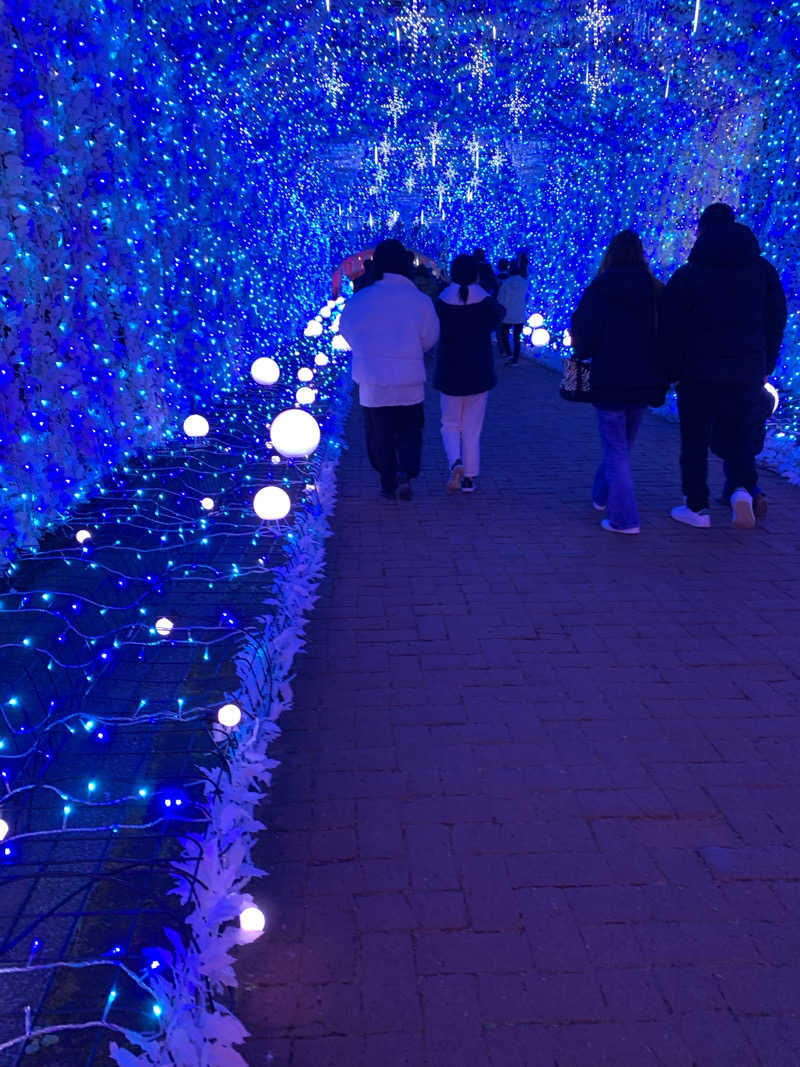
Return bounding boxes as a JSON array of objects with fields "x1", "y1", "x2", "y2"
[
  {"x1": 296, "y1": 387, "x2": 317, "y2": 405},
  {"x1": 528, "y1": 313, "x2": 545, "y2": 328},
  {"x1": 522, "y1": 325, "x2": 532, "y2": 336},
  {"x1": 319, "y1": 306, "x2": 332, "y2": 319},
  {"x1": 764, "y1": 382, "x2": 779, "y2": 414},
  {"x1": 532, "y1": 328, "x2": 551, "y2": 347},
  {"x1": 303, "y1": 319, "x2": 323, "y2": 338},
  {"x1": 75, "y1": 529, "x2": 92, "y2": 544},
  {"x1": 270, "y1": 454, "x2": 282, "y2": 465},
  {"x1": 335, "y1": 296, "x2": 345, "y2": 307},
  {"x1": 332, "y1": 335, "x2": 351, "y2": 352},
  {"x1": 314, "y1": 353, "x2": 329, "y2": 367},
  {"x1": 183, "y1": 414, "x2": 209, "y2": 438},
  {"x1": 155, "y1": 617, "x2": 174, "y2": 637},
  {"x1": 330, "y1": 318, "x2": 340, "y2": 334},
  {"x1": 217, "y1": 703, "x2": 242, "y2": 728},
  {"x1": 269, "y1": 408, "x2": 321, "y2": 458},
  {"x1": 253, "y1": 485, "x2": 291, "y2": 521},
  {"x1": 200, "y1": 497, "x2": 215, "y2": 511},
  {"x1": 239, "y1": 906, "x2": 266, "y2": 933},
  {"x1": 562, "y1": 329, "x2": 573, "y2": 348},
  {"x1": 297, "y1": 367, "x2": 314, "y2": 382},
  {"x1": 0, "y1": 818, "x2": 9, "y2": 842},
  {"x1": 250, "y1": 357, "x2": 280, "y2": 385}
]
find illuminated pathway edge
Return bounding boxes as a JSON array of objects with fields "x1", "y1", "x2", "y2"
[{"x1": 237, "y1": 356, "x2": 800, "y2": 1067}]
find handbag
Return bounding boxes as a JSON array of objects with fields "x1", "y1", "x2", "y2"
[{"x1": 560, "y1": 355, "x2": 592, "y2": 402}]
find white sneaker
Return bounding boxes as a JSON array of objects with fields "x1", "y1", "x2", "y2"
[
  {"x1": 592, "y1": 500, "x2": 607, "y2": 512},
  {"x1": 601, "y1": 518, "x2": 639, "y2": 535},
  {"x1": 731, "y1": 488, "x2": 756, "y2": 529},
  {"x1": 671, "y1": 505, "x2": 711, "y2": 528}
]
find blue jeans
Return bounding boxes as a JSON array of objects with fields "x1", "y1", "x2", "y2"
[{"x1": 593, "y1": 406, "x2": 646, "y2": 529}]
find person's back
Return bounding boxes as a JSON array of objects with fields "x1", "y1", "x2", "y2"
[
  {"x1": 496, "y1": 273, "x2": 528, "y2": 325},
  {"x1": 572, "y1": 264, "x2": 665, "y2": 409},
  {"x1": 434, "y1": 281, "x2": 503, "y2": 397},
  {"x1": 664, "y1": 220, "x2": 786, "y2": 384}
]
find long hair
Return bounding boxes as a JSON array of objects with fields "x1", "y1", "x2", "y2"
[
  {"x1": 450, "y1": 254, "x2": 478, "y2": 304},
  {"x1": 596, "y1": 230, "x2": 651, "y2": 278}
]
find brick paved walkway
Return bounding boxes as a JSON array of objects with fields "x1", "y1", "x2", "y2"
[{"x1": 237, "y1": 355, "x2": 800, "y2": 1067}]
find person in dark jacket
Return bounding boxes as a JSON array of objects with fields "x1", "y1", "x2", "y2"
[
  {"x1": 571, "y1": 230, "x2": 667, "y2": 535},
  {"x1": 663, "y1": 202, "x2": 787, "y2": 529},
  {"x1": 434, "y1": 254, "x2": 504, "y2": 493}
]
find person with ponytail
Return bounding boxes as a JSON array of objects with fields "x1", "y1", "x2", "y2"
[{"x1": 434, "y1": 254, "x2": 504, "y2": 493}]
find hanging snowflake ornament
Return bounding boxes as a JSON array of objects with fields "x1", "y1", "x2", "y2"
[
  {"x1": 387, "y1": 209, "x2": 401, "y2": 228},
  {"x1": 470, "y1": 44, "x2": 492, "y2": 91},
  {"x1": 404, "y1": 174, "x2": 416, "y2": 193},
  {"x1": 445, "y1": 162, "x2": 457, "y2": 183},
  {"x1": 586, "y1": 59, "x2": 612, "y2": 106},
  {"x1": 379, "y1": 133, "x2": 392, "y2": 163},
  {"x1": 382, "y1": 86, "x2": 410, "y2": 130},
  {"x1": 396, "y1": 0, "x2": 433, "y2": 55},
  {"x1": 320, "y1": 61, "x2": 346, "y2": 108},
  {"x1": 413, "y1": 144, "x2": 428, "y2": 173},
  {"x1": 428, "y1": 122, "x2": 443, "y2": 166},
  {"x1": 436, "y1": 180, "x2": 447, "y2": 209},
  {"x1": 503, "y1": 85, "x2": 530, "y2": 128},
  {"x1": 577, "y1": 0, "x2": 612, "y2": 50},
  {"x1": 490, "y1": 146, "x2": 506, "y2": 172}
]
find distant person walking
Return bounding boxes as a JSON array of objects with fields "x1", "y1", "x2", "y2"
[
  {"x1": 473, "y1": 248, "x2": 498, "y2": 296},
  {"x1": 434, "y1": 254, "x2": 504, "y2": 494},
  {"x1": 663, "y1": 203, "x2": 787, "y2": 528},
  {"x1": 339, "y1": 239, "x2": 440, "y2": 500},
  {"x1": 571, "y1": 230, "x2": 667, "y2": 534},
  {"x1": 497, "y1": 261, "x2": 528, "y2": 366}
]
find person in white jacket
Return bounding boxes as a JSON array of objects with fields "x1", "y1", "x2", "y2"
[
  {"x1": 339, "y1": 239, "x2": 440, "y2": 500},
  {"x1": 496, "y1": 262, "x2": 529, "y2": 365}
]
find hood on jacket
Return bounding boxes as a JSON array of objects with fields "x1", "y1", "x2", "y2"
[
  {"x1": 438, "y1": 282, "x2": 490, "y2": 306},
  {"x1": 590, "y1": 265, "x2": 656, "y2": 312},
  {"x1": 689, "y1": 221, "x2": 761, "y2": 268}
]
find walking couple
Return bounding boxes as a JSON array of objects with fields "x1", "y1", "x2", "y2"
[
  {"x1": 571, "y1": 203, "x2": 786, "y2": 533},
  {"x1": 340, "y1": 240, "x2": 503, "y2": 498}
]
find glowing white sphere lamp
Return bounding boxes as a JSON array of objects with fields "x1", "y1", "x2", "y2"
[
  {"x1": 304, "y1": 319, "x2": 323, "y2": 338},
  {"x1": 296, "y1": 387, "x2": 316, "y2": 405},
  {"x1": 332, "y1": 334, "x2": 351, "y2": 352},
  {"x1": 183, "y1": 414, "x2": 209, "y2": 438},
  {"x1": 0, "y1": 818, "x2": 9, "y2": 842},
  {"x1": 764, "y1": 382, "x2": 779, "y2": 414},
  {"x1": 532, "y1": 328, "x2": 551, "y2": 347},
  {"x1": 319, "y1": 306, "x2": 332, "y2": 319},
  {"x1": 528, "y1": 313, "x2": 545, "y2": 328},
  {"x1": 75, "y1": 529, "x2": 92, "y2": 544},
  {"x1": 253, "y1": 486, "x2": 291, "y2": 521},
  {"x1": 155, "y1": 617, "x2": 174, "y2": 637},
  {"x1": 269, "y1": 409, "x2": 321, "y2": 458},
  {"x1": 217, "y1": 703, "x2": 242, "y2": 728},
  {"x1": 239, "y1": 906, "x2": 266, "y2": 940},
  {"x1": 314, "y1": 353, "x2": 329, "y2": 367},
  {"x1": 297, "y1": 367, "x2": 314, "y2": 382},
  {"x1": 522, "y1": 325, "x2": 532, "y2": 336},
  {"x1": 200, "y1": 497, "x2": 215, "y2": 511},
  {"x1": 563, "y1": 329, "x2": 573, "y2": 347},
  {"x1": 250, "y1": 357, "x2": 280, "y2": 385}
]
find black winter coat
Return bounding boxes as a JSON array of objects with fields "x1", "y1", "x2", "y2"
[
  {"x1": 434, "y1": 296, "x2": 504, "y2": 396},
  {"x1": 661, "y1": 222, "x2": 787, "y2": 384},
  {"x1": 570, "y1": 265, "x2": 668, "y2": 410}
]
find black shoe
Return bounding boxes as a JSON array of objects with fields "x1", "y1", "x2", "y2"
[
  {"x1": 397, "y1": 479, "x2": 413, "y2": 500},
  {"x1": 461, "y1": 477, "x2": 476, "y2": 493}
]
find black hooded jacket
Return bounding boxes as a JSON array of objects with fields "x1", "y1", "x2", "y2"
[
  {"x1": 662, "y1": 222, "x2": 787, "y2": 383},
  {"x1": 570, "y1": 265, "x2": 668, "y2": 409}
]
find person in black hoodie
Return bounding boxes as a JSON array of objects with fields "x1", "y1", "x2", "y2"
[
  {"x1": 571, "y1": 230, "x2": 667, "y2": 534},
  {"x1": 663, "y1": 202, "x2": 786, "y2": 529},
  {"x1": 434, "y1": 254, "x2": 504, "y2": 493}
]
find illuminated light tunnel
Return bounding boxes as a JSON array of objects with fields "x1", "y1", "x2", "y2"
[{"x1": 0, "y1": 0, "x2": 799, "y2": 1063}]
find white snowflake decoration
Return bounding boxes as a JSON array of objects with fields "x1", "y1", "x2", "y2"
[
  {"x1": 436, "y1": 181, "x2": 446, "y2": 209},
  {"x1": 586, "y1": 59, "x2": 612, "y2": 106},
  {"x1": 396, "y1": 0, "x2": 433, "y2": 55},
  {"x1": 320, "y1": 62, "x2": 346, "y2": 108},
  {"x1": 577, "y1": 0, "x2": 612, "y2": 49},
  {"x1": 382, "y1": 86, "x2": 409, "y2": 130},
  {"x1": 490, "y1": 146, "x2": 506, "y2": 172},
  {"x1": 445, "y1": 162, "x2": 457, "y2": 183},
  {"x1": 379, "y1": 133, "x2": 392, "y2": 163},
  {"x1": 404, "y1": 174, "x2": 416, "y2": 193},
  {"x1": 466, "y1": 131, "x2": 482, "y2": 169},
  {"x1": 413, "y1": 145, "x2": 428, "y2": 173},
  {"x1": 387, "y1": 209, "x2": 401, "y2": 228},
  {"x1": 503, "y1": 85, "x2": 530, "y2": 127},
  {"x1": 470, "y1": 45, "x2": 491, "y2": 90}
]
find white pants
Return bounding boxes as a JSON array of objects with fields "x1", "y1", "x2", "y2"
[{"x1": 440, "y1": 392, "x2": 489, "y2": 477}]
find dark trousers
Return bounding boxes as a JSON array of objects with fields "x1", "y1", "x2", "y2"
[
  {"x1": 499, "y1": 323, "x2": 522, "y2": 361},
  {"x1": 362, "y1": 403, "x2": 424, "y2": 494},
  {"x1": 677, "y1": 380, "x2": 760, "y2": 511}
]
